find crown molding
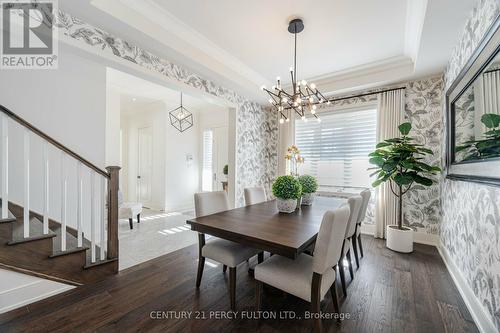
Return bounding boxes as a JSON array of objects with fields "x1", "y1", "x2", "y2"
[{"x1": 91, "y1": 0, "x2": 271, "y2": 101}]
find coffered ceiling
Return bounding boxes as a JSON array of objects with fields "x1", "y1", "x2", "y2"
[{"x1": 62, "y1": 0, "x2": 476, "y2": 103}]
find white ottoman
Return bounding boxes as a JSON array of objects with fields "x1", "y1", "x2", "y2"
[{"x1": 118, "y1": 191, "x2": 143, "y2": 229}]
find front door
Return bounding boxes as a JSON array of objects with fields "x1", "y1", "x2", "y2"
[{"x1": 137, "y1": 126, "x2": 152, "y2": 205}]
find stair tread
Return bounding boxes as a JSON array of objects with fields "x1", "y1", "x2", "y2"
[
  {"x1": 84, "y1": 256, "x2": 117, "y2": 269},
  {"x1": 0, "y1": 200, "x2": 16, "y2": 223},
  {"x1": 51, "y1": 225, "x2": 84, "y2": 254},
  {"x1": 10, "y1": 216, "x2": 56, "y2": 243}
]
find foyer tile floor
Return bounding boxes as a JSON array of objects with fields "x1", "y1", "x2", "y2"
[{"x1": 118, "y1": 208, "x2": 198, "y2": 270}]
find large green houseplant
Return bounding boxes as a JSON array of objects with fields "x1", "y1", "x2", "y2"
[
  {"x1": 272, "y1": 175, "x2": 302, "y2": 213},
  {"x1": 368, "y1": 122, "x2": 441, "y2": 252}
]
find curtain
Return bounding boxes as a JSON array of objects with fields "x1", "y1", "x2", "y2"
[
  {"x1": 474, "y1": 70, "x2": 500, "y2": 137},
  {"x1": 278, "y1": 115, "x2": 295, "y2": 176},
  {"x1": 374, "y1": 90, "x2": 405, "y2": 238}
]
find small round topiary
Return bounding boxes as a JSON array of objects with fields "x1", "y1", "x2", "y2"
[
  {"x1": 272, "y1": 175, "x2": 302, "y2": 200},
  {"x1": 223, "y1": 164, "x2": 228, "y2": 175},
  {"x1": 298, "y1": 175, "x2": 318, "y2": 194}
]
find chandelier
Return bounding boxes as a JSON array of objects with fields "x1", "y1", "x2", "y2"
[
  {"x1": 169, "y1": 93, "x2": 194, "y2": 133},
  {"x1": 261, "y1": 18, "x2": 329, "y2": 124}
]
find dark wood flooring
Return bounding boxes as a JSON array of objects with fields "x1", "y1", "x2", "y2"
[{"x1": 0, "y1": 236, "x2": 478, "y2": 333}]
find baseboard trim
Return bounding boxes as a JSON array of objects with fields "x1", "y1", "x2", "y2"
[
  {"x1": 360, "y1": 224, "x2": 438, "y2": 246},
  {"x1": 437, "y1": 243, "x2": 497, "y2": 333}
]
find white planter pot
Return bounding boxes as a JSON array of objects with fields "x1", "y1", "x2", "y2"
[
  {"x1": 386, "y1": 225, "x2": 413, "y2": 253},
  {"x1": 301, "y1": 193, "x2": 315, "y2": 205},
  {"x1": 276, "y1": 198, "x2": 297, "y2": 213}
]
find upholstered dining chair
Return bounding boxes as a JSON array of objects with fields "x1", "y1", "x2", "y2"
[
  {"x1": 338, "y1": 195, "x2": 363, "y2": 297},
  {"x1": 254, "y1": 206, "x2": 350, "y2": 332},
  {"x1": 194, "y1": 191, "x2": 261, "y2": 310},
  {"x1": 354, "y1": 189, "x2": 371, "y2": 264},
  {"x1": 244, "y1": 186, "x2": 267, "y2": 205}
]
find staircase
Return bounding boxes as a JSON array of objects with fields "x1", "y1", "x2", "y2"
[{"x1": 0, "y1": 105, "x2": 120, "y2": 286}]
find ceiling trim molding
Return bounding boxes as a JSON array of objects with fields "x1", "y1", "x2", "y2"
[
  {"x1": 404, "y1": 0, "x2": 428, "y2": 62},
  {"x1": 292, "y1": 56, "x2": 415, "y2": 95},
  {"x1": 91, "y1": 0, "x2": 271, "y2": 92}
]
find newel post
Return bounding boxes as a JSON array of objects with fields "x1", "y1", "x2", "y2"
[{"x1": 106, "y1": 166, "x2": 120, "y2": 259}]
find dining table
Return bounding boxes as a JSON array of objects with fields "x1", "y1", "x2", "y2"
[{"x1": 186, "y1": 196, "x2": 345, "y2": 259}]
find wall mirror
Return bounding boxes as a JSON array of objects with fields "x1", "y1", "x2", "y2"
[{"x1": 446, "y1": 16, "x2": 500, "y2": 185}]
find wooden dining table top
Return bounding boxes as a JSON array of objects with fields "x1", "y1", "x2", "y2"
[{"x1": 186, "y1": 196, "x2": 345, "y2": 259}]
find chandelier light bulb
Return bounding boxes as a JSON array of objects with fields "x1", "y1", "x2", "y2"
[
  {"x1": 286, "y1": 118, "x2": 290, "y2": 123},
  {"x1": 310, "y1": 83, "x2": 316, "y2": 89},
  {"x1": 289, "y1": 66, "x2": 294, "y2": 72},
  {"x1": 293, "y1": 101, "x2": 298, "y2": 107},
  {"x1": 327, "y1": 101, "x2": 331, "y2": 105},
  {"x1": 309, "y1": 97, "x2": 314, "y2": 103},
  {"x1": 301, "y1": 115, "x2": 306, "y2": 121},
  {"x1": 311, "y1": 109, "x2": 316, "y2": 114},
  {"x1": 301, "y1": 80, "x2": 307, "y2": 86},
  {"x1": 276, "y1": 76, "x2": 280, "y2": 81},
  {"x1": 319, "y1": 98, "x2": 324, "y2": 103},
  {"x1": 279, "y1": 118, "x2": 285, "y2": 124},
  {"x1": 260, "y1": 85, "x2": 266, "y2": 91},
  {"x1": 312, "y1": 105, "x2": 317, "y2": 110}
]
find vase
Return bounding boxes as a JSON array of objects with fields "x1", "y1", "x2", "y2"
[
  {"x1": 276, "y1": 198, "x2": 297, "y2": 213},
  {"x1": 301, "y1": 193, "x2": 315, "y2": 205},
  {"x1": 386, "y1": 225, "x2": 413, "y2": 253}
]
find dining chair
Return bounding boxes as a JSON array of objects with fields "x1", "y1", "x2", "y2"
[
  {"x1": 338, "y1": 195, "x2": 362, "y2": 297},
  {"x1": 255, "y1": 206, "x2": 350, "y2": 332},
  {"x1": 244, "y1": 186, "x2": 267, "y2": 205},
  {"x1": 194, "y1": 191, "x2": 261, "y2": 310},
  {"x1": 355, "y1": 189, "x2": 371, "y2": 262}
]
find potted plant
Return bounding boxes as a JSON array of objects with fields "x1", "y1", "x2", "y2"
[
  {"x1": 368, "y1": 122, "x2": 441, "y2": 253},
  {"x1": 223, "y1": 164, "x2": 228, "y2": 177},
  {"x1": 272, "y1": 175, "x2": 302, "y2": 213},
  {"x1": 298, "y1": 175, "x2": 318, "y2": 205}
]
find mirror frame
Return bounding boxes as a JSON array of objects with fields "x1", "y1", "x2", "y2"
[{"x1": 446, "y1": 15, "x2": 500, "y2": 186}]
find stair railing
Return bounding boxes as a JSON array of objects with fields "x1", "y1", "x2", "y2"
[{"x1": 0, "y1": 105, "x2": 119, "y2": 263}]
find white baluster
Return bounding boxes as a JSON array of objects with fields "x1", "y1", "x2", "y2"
[
  {"x1": 100, "y1": 176, "x2": 105, "y2": 260},
  {"x1": 23, "y1": 130, "x2": 29, "y2": 238},
  {"x1": 43, "y1": 142, "x2": 49, "y2": 234},
  {"x1": 90, "y1": 172, "x2": 96, "y2": 263},
  {"x1": 1, "y1": 115, "x2": 8, "y2": 219},
  {"x1": 77, "y1": 162, "x2": 83, "y2": 248},
  {"x1": 60, "y1": 153, "x2": 67, "y2": 251}
]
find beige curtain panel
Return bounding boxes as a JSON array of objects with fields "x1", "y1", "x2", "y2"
[{"x1": 374, "y1": 89, "x2": 405, "y2": 239}]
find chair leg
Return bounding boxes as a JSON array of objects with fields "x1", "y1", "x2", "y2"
[
  {"x1": 229, "y1": 267, "x2": 236, "y2": 310},
  {"x1": 256, "y1": 280, "x2": 263, "y2": 311},
  {"x1": 346, "y1": 250, "x2": 354, "y2": 281},
  {"x1": 129, "y1": 218, "x2": 133, "y2": 230},
  {"x1": 223, "y1": 265, "x2": 227, "y2": 273},
  {"x1": 338, "y1": 260, "x2": 347, "y2": 297},
  {"x1": 196, "y1": 234, "x2": 206, "y2": 288},
  {"x1": 137, "y1": 213, "x2": 140, "y2": 224},
  {"x1": 352, "y1": 236, "x2": 360, "y2": 269},
  {"x1": 311, "y1": 272, "x2": 323, "y2": 333},
  {"x1": 358, "y1": 234, "x2": 364, "y2": 258},
  {"x1": 258, "y1": 251, "x2": 264, "y2": 264},
  {"x1": 330, "y1": 281, "x2": 341, "y2": 323}
]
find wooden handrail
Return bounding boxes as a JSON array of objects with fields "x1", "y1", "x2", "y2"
[{"x1": 0, "y1": 104, "x2": 109, "y2": 179}]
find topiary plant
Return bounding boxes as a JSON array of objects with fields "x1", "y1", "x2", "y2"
[
  {"x1": 298, "y1": 175, "x2": 318, "y2": 194},
  {"x1": 272, "y1": 175, "x2": 302, "y2": 200},
  {"x1": 223, "y1": 164, "x2": 228, "y2": 175},
  {"x1": 368, "y1": 122, "x2": 441, "y2": 230}
]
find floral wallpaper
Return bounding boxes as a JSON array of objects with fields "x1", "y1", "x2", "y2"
[
  {"x1": 441, "y1": 0, "x2": 500, "y2": 330},
  {"x1": 54, "y1": 11, "x2": 278, "y2": 207}
]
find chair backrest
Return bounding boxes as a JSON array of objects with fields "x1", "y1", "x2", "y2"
[
  {"x1": 312, "y1": 205, "x2": 351, "y2": 274},
  {"x1": 357, "y1": 189, "x2": 371, "y2": 225},
  {"x1": 345, "y1": 195, "x2": 363, "y2": 238},
  {"x1": 244, "y1": 186, "x2": 267, "y2": 205},
  {"x1": 194, "y1": 191, "x2": 230, "y2": 217}
]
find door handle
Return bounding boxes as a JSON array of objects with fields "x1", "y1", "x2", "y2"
[{"x1": 137, "y1": 176, "x2": 141, "y2": 179}]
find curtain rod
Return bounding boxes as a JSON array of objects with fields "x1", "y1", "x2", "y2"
[{"x1": 327, "y1": 86, "x2": 406, "y2": 103}]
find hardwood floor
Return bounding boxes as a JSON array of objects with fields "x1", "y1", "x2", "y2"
[{"x1": 0, "y1": 236, "x2": 478, "y2": 333}]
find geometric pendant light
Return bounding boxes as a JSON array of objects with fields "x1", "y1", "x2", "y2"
[{"x1": 169, "y1": 92, "x2": 194, "y2": 133}]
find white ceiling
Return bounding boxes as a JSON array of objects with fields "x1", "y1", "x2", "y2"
[{"x1": 62, "y1": 0, "x2": 476, "y2": 103}]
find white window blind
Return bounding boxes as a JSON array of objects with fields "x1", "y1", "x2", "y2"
[
  {"x1": 202, "y1": 129, "x2": 213, "y2": 191},
  {"x1": 295, "y1": 107, "x2": 377, "y2": 187}
]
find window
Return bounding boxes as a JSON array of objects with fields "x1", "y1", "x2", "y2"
[
  {"x1": 295, "y1": 106, "x2": 377, "y2": 188},
  {"x1": 202, "y1": 129, "x2": 213, "y2": 191}
]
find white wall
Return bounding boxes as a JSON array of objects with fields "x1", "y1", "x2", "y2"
[
  {"x1": 0, "y1": 268, "x2": 73, "y2": 314},
  {"x1": 0, "y1": 45, "x2": 107, "y2": 242}
]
